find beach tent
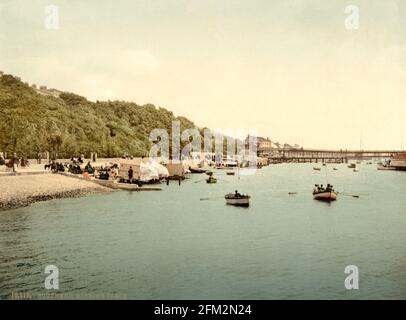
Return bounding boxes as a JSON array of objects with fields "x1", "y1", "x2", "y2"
[
  {"x1": 166, "y1": 161, "x2": 185, "y2": 177},
  {"x1": 145, "y1": 159, "x2": 169, "y2": 178},
  {"x1": 140, "y1": 159, "x2": 159, "y2": 182},
  {"x1": 119, "y1": 158, "x2": 160, "y2": 182}
]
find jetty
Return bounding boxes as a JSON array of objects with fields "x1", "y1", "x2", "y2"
[
  {"x1": 268, "y1": 149, "x2": 404, "y2": 164},
  {"x1": 93, "y1": 179, "x2": 162, "y2": 191}
]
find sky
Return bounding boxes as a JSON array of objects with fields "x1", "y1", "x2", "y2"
[{"x1": 1, "y1": 0, "x2": 406, "y2": 150}]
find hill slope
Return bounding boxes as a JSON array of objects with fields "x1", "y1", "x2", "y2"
[{"x1": 0, "y1": 74, "x2": 199, "y2": 158}]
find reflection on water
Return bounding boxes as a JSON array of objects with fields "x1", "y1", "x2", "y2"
[{"x1": 1, "y1": 163, "x2": 406, "y2": 299}]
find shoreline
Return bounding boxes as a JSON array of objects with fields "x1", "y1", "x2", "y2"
[{"x1": 0, "y1": 174, "x2": 111, "y2": 212}]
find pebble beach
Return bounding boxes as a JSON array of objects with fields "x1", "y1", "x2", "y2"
[{"x1": 0, "y1": 173, "x2": 109, "y2": 211}]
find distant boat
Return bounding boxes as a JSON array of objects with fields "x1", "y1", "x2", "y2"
[
  {"x1": 225, "y1": 192, "x2": 250, "y2": 207},
  {"x1": 353, "y1": 168, "x2": 359, "y2": 172},
  {"x1": 377, "y1": 165, "x2": 396, "y2": 171},
  {"x1": 333, "y1": 167, "x2": 338, "y2": 171},
  {"x1": 226, "y1": 171, "x2": 235, "y2": 176},
  {"x1": 189, "y1": 167, "x2": 207, "y2": 174},
  {"x1": 206, "y1": 176, "x2": 217, "y2": 184},
  {"x1": 313, "y1": 167, "x2": 321, "y2": 171},
  {"x1": 206, "y1": 171, "x2": 217, "y2": 183},
  {"x1": 348, "y1": 163, "x2": 356, "y2": 169}
]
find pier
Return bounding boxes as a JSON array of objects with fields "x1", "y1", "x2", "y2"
[{"x1": 267, "y1": 149, "x2": 404, "y2": 163}]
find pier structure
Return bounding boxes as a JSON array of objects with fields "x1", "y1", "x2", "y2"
[{"x1": 267, "y1": 149, "x2": 404, "y2": 164}]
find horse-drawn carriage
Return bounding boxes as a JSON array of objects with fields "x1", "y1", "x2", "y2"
[{"x1": 0, "y1": 154, "x2": 29, "y2": 171}]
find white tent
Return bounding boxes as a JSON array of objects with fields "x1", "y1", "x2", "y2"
[
  {"x1": 147, "y1": 160, "x2": 169, "y2": 178},
  {"x1": 140, "y1": 160, "x2": 159, "y2": 182}
]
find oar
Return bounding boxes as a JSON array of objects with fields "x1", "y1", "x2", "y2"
[
  {"x1": 200, "y1": 196, "x2": 224, "y2": 201},
  {"x1": 337, "y1": 192, "x2": 360, "y2": 198}
]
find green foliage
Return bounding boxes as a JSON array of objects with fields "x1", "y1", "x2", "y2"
[{"x1": 0, "y1": 74, "x2": 200, "y2": 158}]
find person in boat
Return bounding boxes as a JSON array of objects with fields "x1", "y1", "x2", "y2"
[
  {"x1": 234, "y1": 190, "x2": 242, "y2": 198},
  {"x1": 128, "y1": 166, "x2": 134, "y2": 184}
]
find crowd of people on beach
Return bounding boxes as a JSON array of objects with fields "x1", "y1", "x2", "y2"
[{"x1": 44, "y1": 159, "x2": 96, "y2": 175}]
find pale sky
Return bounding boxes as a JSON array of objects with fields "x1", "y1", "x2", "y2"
[{"x1": 1, "y1": 0, "x2": 406, "y2": 150}]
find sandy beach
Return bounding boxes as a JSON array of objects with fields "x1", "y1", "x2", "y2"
[{"x1": 0, "y1": 173, "x2": 110, "y2": 211}]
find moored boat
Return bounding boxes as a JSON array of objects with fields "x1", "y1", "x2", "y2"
[
  {"x1": 313, "y1": 167, "x2": 321, "y2": 171},
  {"x1": 189, "y1": 167, "x2": 207, "y2": 174},
  {"x1": 377, "y1": 165, "x2": 396, "y2": 171}
]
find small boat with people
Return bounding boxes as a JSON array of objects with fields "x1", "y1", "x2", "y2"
[
  {"x1": 225, "y1": 190, "x2": 250, "y2": 207},
  {"x1": 206, "y1": 171, "x2": 217, "y2": 183},
  {"x1": 313, "y1": 184, "x2": 337, "y2": 201},
  {"x1": 348, "y1": 163, "x2": 356, "y2": 169},
  {"x1": 206, "y1": 176, "x2": 217, "y2": 184}
]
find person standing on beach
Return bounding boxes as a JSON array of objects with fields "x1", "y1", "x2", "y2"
[
  {"x1": 128, "y1": 167, "x2": 134, "y2": 184},
  {"x1": 12, "y1": 153, "x2": 18, "y2": 172}
]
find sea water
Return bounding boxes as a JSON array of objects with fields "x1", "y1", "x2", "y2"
[{"x1": 1, "y1": 163, "x2": 406, "y2": 299}]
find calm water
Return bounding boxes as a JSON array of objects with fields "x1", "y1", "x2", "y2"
[{"x1": 1, "y1": 163, "x2": 406, "y2": 299}]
